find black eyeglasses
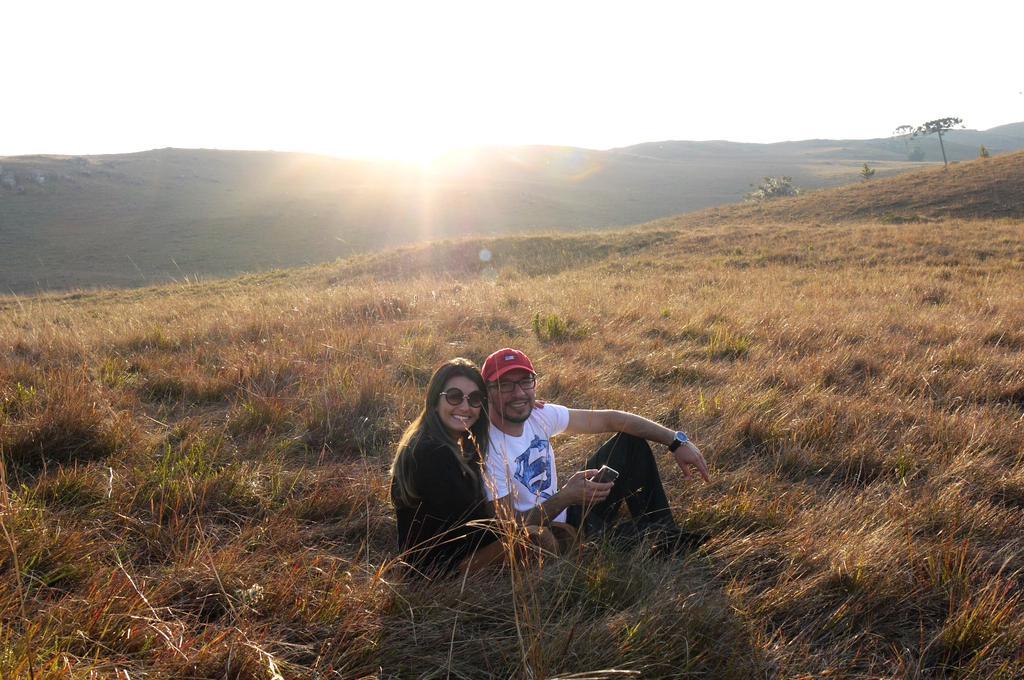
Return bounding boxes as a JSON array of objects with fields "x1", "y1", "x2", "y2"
[
  {"x1": 440, "y1": 388, "x2": 485, "y2": 408},
  {"x1": 489, "y1": 376, "x2": 537, "y2": 394}
]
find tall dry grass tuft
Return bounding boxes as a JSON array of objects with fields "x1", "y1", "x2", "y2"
[
  {"x1": 302, "y1": 367, "x2": 401, "y2": 459},
  {"x1": 1, "y1": 368, "x2": 136, "y2": 479}
]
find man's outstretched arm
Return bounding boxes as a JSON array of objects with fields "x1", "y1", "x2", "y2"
[{"x1": 564, "y1": 409, "x2": 711, "y2": 482}]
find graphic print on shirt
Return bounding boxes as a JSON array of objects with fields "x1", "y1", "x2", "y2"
[{"x1": 513, "y1": 435, "x2": 553, "y2": 500}]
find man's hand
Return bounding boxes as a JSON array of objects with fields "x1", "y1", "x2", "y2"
[
  {"x1": 559, "y1": 469, "x2": 613, "y2": 505},
  {"x1": 673, "y1": 441, "x2": 711, "y2": 483},
  {"x1": 515, "y1": 469, "x2": 613, "y2": 528}
]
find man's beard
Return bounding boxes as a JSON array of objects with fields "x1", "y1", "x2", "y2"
[{"x1": 501, "y1": 401, "x2": 533, "y2": 424}]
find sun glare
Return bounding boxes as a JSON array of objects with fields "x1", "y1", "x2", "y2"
[
  {"x1": 379, "y1": 141, "x2": 454, "y2": 168},
  {"x1": 319, "y1": 137, "x2": 461, "y2": 169}
]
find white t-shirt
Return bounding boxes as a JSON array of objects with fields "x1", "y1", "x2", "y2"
[{"x1": 484, "y1": 403, "x2": 570, "y2": 523}]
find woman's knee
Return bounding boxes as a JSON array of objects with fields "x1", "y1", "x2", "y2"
[
  {"x1": 524, "y1": 525, "x2": 561, "y2": 555},
  {"x1": 459, "y1": 538, "x2": 506, "y2": 575},
  {"x1": 547, "y1": 522, "x2": 578, "y2": 553}
]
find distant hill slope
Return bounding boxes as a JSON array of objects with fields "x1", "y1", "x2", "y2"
[
  {"x1": 615, "y1": 125, "x2": 1024, "y2": 163},
  {"x1": 1, "y1": 123, "x2": 1022, "y2": 293},
  {"x1": 663, "y1": 150, "x2": 1024, "y2": 227}
]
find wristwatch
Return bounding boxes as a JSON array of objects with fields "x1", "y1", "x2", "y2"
[{"x1": 668, "y1": 431, "x2": 689, "y2": 452}]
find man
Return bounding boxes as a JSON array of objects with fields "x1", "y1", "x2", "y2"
[{"x1": 480, "y1": 348, "x2": 711, "y2": 554}]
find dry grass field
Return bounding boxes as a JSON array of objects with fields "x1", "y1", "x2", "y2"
[{"x1": 1, "y1": 157, "x2": 1023, "y2": 677}]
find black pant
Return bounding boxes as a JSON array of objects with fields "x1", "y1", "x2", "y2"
[{"x1": 565, "y1": 433, "x2": 677, "y2": 536}]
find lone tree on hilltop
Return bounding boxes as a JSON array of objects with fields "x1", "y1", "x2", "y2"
[
  {"x1": 894, "y1": 117, "x2": 964, "y2": 168},
  {"x1": 860, "y1": 163, "x2": 876, "y2": 181}
]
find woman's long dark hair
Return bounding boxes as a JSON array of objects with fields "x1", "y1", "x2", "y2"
[{"x1": 390, "y1": 358, "x2": 490, "y2": 509}]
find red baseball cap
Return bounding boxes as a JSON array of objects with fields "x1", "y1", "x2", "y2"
[{"x1": 481, "y1": 348, "x2": 535, "y2": 383}]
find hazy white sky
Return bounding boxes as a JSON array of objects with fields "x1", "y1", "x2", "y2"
[{"x1": 5, "y1": 0, "x2": 1021, "y2": 160}]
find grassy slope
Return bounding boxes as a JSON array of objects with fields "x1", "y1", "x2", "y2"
[
  {"x1": 2, "y1": 156, "x2": 1024, "y2": 677},
  {"x1": 663, "y1": 150, "x2": 1024, "y2": 227},
  {"x1": 8, "y1": 130, "x2": 1023, "y2": 293}
]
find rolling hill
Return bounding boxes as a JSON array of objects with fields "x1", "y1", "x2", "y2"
[
  {"x1": 2, "y1": 123, "x2": 1022, "y2": 293},
  {"x1": 615, "y1": 124, "x2": 1024, "y2": 163},
  {"x1": 269, "y1": 147, "x2": 1024, "y2": 288}
]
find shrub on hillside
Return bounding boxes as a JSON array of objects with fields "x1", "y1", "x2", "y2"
[{"x1": 745, "y1": 176, "x2": 802, "y2": 202}]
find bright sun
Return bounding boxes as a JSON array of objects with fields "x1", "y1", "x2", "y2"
[{"x1": 317, "y1": 135, "x2": 461, "y2": 168}]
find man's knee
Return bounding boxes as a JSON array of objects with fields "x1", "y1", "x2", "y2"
[
  {"x1": 612, "y1": 432, "x2": 651, "y2": 450},
  {"x1": 604, "y1": 432, "x2": 655, "y2": 466}
]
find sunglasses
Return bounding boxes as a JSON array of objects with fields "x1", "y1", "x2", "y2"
[
  {"x1": 489, "y1": 375, "x2": 537, "y2": 394},
  {"x1": 440, "y1": 388, "x2": 485, "y2": 408}
]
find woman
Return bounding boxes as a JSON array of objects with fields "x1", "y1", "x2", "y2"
[{"x1": 390, "y1": 358, "x2": 505, "y2": 577}]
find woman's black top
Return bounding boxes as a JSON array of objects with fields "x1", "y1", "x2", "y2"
[{"x1": 392, "y1": 435, "x2": 498, "y2": 576}]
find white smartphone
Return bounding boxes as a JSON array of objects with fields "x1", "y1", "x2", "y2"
[{"x1": 592, "y1": 465, "x2": 619, "y2": 484}]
